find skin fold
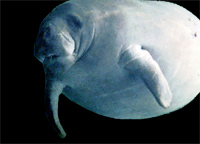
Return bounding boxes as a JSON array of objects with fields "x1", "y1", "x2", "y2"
[{"x1": 34, "y1": 0, "x2": 200, "y2": 138}]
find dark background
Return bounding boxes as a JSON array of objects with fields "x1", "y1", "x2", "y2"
[{"x1": 1, "y1": 0, "x2": 199, "y2": 143}]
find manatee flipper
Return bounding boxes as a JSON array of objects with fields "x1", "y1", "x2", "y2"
[
  {"x1": 119, "y1": 44, "x2": 172, "y2": 108},
  {"x1": 44, "y1": 69, "x2": 67, "y2": 138}
]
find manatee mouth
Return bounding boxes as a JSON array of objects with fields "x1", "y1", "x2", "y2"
[
  {"x1": 44, "y1": 54, "x2": 60, "y2": 63},
  {"x1": 42, "y1": 54, "x2": 63, "y2": 71}
]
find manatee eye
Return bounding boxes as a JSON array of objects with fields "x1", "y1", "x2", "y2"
[{"x1": 66, "y1": 15, "x2": 83, "y2": 29}]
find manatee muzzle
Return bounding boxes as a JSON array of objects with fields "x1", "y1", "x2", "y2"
[{"x1": 34, "y1": 22, "x2": 74, "y2": 64}]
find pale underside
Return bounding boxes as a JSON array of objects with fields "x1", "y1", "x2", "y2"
[{"x1": 59, "y1": 0, "x2": 200, "y2": 119}]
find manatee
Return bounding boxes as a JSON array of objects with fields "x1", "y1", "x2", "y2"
[{"x1": 34, "y1": 0, "x2": 200, "y2": 138}]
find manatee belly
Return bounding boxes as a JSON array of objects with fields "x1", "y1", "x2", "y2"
[
  {"x1": 62, "y1": 65, "x2": 199, "y2": 119},
  {"x1": 63, "y1": 86, "x2": 198, "y2": 119}
]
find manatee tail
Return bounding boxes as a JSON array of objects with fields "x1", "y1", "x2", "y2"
[{"x1": 44, "y1": 75, "x2": 66, "y2": 138}]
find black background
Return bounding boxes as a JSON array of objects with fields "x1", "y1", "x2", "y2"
[{"x1": 1, "y1": 0, "x2": 200, "y2": 143}]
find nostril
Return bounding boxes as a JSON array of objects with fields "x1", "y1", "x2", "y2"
[
  {"x1": 38, "y1": 26, "x2": 53, "y2": 41},
  {"x1": 42, "y1": 23, "x2": 58, "y2": 38},
  {"x1": 37, "y1": 27, "x2": 49, "y2": 38}
]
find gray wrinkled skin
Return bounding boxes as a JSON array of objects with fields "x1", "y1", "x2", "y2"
[{"x1": 34, "y1": 0, "x2": 200, "y2": 138}]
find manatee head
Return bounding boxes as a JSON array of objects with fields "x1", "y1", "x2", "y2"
[
  {"x1": 34, "y1": 2, "x2": 95, "y2": 77},
  {"x1": 35, "y1": 8, "x2": 76, "y2": 70}
]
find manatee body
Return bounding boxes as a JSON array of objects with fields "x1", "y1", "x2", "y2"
[{"x1": 34, "y1": 0, "x2": 200, "y2": 138}]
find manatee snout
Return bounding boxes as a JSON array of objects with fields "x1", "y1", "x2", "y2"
[{"x1": 34, "y1": 21, "x2": 75, "y2": 64}]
